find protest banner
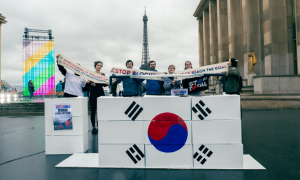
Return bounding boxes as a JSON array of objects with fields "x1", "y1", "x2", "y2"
[
  {"x1": 182, "y1": 76, "x2": 209, "y2": 93},
  {"x1": 57, "y1": 54, "x2": 109, "y2": 85},
  {"x1": 111, "y1": 62, "x2": 228, "y2": 81}
]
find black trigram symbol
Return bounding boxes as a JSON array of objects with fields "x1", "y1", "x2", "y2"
[
  {"x1": 192, "y1": 100, "x2": 212, "y2": 120},
  {"x1": 124, "y1": 101, "x2": 143, "y2": 121},
  {"x1": 125, "y1": 144, "x2": 145, "y2": 164},
  {"x1": 193, "y1": 144, "x2": 213, "y2": 165}
]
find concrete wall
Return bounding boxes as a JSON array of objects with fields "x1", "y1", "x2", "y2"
[{"x1": 253, "y1": 75, "x2": 300, "y2": 94}]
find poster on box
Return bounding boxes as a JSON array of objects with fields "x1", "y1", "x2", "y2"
[
  {"x1": 53, "y1": 103, "x2": 73, "y2": 130},
  {"x1": 171, "y1": 89, "x2": 188, "y2": 96}
]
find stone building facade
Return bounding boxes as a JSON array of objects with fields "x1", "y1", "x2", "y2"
[
  {"x1": 193, "y1": 0, "x2": 300, "y2": 81},
  {"x1": 0, "y1": 13, "x2": 7, "y2": 83}
]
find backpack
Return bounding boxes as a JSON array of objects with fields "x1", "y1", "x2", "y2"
[{"x1": 238, "y1": 76, "x2": 243, "y2": 93}]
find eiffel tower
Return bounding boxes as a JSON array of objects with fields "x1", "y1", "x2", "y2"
[{"x1": 140, "y1": 7, "x2": 150, "y2": 70}]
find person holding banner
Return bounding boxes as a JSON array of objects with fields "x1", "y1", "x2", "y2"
[
  {"x1": 225, "y1": 58, "x2": 240, "y2": 94},
  {"x1": 86, "y1": 61, "x2": 107, "y2": 134},
  {"x1": 182, "y1": 61, "x2": 209, "y2": 95},
  {"x1": 164, "y1": 65, "x2": 181, "y2": 95},
  {"x1": 56, "y1": 54, "x2": 87, "y2": 97},
  {"x1": 225, "y1": 58, "x2": 242, "y2": 119},
  {"x1": 146, "y1": 61, "x2": 164, "y2": 95},
  {"x1": 112, "y1": 60, "x2": 144, "y2": 97}
]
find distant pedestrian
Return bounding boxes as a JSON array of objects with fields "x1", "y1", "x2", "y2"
[
  {"x1": 1, "y1": 80, "x2": 3, "y2": 91},
  {"x1": 56, "y1": 81, "x2": 64, "y2": 97},
  {"x1": 28, "y1": 80, "x2": 34, "y2": 99}
]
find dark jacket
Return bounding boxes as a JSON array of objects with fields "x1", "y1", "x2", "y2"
[
  {"x1": 116, "y1": 77, "x2": 144, "y2": 96},
  {"x1": 146, "y1": 69, "x2": 161, "y2": 95},
  {"x1": 225, "y1": 67, "x2": 240, "y2": 93},
  {"x1": 163, "y1": 77, "x2": 181, "y2": 95},
  {"x1": 28, "y1": 82, "x2": 34, "y2": 92}
]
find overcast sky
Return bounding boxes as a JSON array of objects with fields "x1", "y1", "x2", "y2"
[{"x1": 0, "y1": 0, "x2": 200, "y2": 86}]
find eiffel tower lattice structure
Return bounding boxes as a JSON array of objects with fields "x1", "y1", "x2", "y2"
[{"x1": 140, "y1": 7, "x2": 150, "y2": 70}]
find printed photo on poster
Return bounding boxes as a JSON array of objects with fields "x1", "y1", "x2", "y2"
[{"x1": 53, "y1": 103, "x2": 73, "y2": 130}]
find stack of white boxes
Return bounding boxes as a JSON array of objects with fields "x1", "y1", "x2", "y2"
[
  {"x1": 191, "y1": 95, "x2": 243, "y2": 169},
  {"x1": 98, "y1": 97, "x2": 145, "y2": 168},
  {"x1": 97, "y1": 95, "x2": 243, "y2": 169},
  {"x1": 142, "y1": 96, "x2": 193, "y2": 168},
  {"x1": 45, "y1": 97, "x2": 89, "y2": 155}
]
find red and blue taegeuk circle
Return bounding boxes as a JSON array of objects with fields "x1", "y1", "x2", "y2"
[{"x1": 147, "y1": 112, "x2": 188, "y2": 153}]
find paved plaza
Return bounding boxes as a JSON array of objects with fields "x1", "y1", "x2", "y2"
[{"x1": 0, "y1": 110, "x2": 299, "y2": 180}]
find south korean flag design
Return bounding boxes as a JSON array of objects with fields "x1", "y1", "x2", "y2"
[
  {"x1": 192, "y1": 144, "x2": 243, "y2": 169},
  {"x1": 124, "y1": 101, "x2": 143, "y2": 121},
  {"x1": 192, "y1": 100, "x2": 212, "y2": 120},
  {"x1": 143, "y1": 97, "x2": 193, "y2": 168},
  {"x1": 193, "y1": 144, "x2": 213, "y2": 165},
  {"x1": 125, "y1": 144, "x2": 145, "y2": 164},
  {"x1": 97, "y1": 97, "x2": 144, "y2": 121},
  {"x1": 192, "y1": 95, "x2": 241, "y2": 120},
  {"x1": 98, "y1": 144, "x2": 146, "y2": 168}
]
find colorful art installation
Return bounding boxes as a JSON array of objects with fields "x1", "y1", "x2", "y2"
[{"x1": 23, "y1": 40, "x2": 55, "y2": 96}]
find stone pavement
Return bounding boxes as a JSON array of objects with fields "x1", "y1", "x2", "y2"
[{"x1": 0, "y1": 110, "x2": 299, "y2": 180}]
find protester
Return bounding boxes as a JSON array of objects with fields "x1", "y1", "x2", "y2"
[
  {"x1": 56, "y1": 54, "x2": 87, "y2": 97},
  {"x1": 182, "y1": 61, "x2": 202, "y2": 95},
  {"x1": 56, "y1": 80, "x2": 64, "y2": 97},
  {"x1": 86, "y1": 61, "x2": 107, "y2": 134},
  {"x1": 163, "y1": 65, "x2": 181, "y2": 95},
  {"x1": 28, "y1": 80, "x2": 34, "y2": 99},
  {"x1": 112, "y1": 60, "x2": 144, "y2": 97},
  {"x1": 225, "y1": 58, "x2": 240, "y2": 94},
  {"x1": 13, "y1": 88, "x2": 17, "y2": 94},
  {"x1": 146, "y1": 60, "x2": 163, "y2": 95}
]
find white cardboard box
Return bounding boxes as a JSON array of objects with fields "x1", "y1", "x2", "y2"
[
  {"x1": 144, "y1": 120, "x2": 192, "y2": 145},
  {"x1": 97, "y1": 97, "x2": 144, "y2": 121},
  {"x1": 143, "y1": 96, "x2": 191, "y2": 121},
  {"x1": 45, "y1": 97, "x2": 88, "y2": 117},
  {"x1": 98, "y1": 121, "x2": 144, "y2": 144},
  {"x1": 45, "y1": 115, "x2": 88, "y2": 136},
  {"x1": 98, "y1": 144, "x2": 145, "y2": 168},
  {"x1": 192, "y1": 144, "x2": 243, "y2": 169},
  {"x1": 45, "y1": 133, "x2": 88, "y2": 155},
  {"x1": 192, "y1": 120, "x2": 241, "y2": 144},
  {"x1": 191, "y1": 95, "x2": 240, "y2": 120},
  {"x1": 145, "y1": 144, "x2": 193, "y2": 168}
]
